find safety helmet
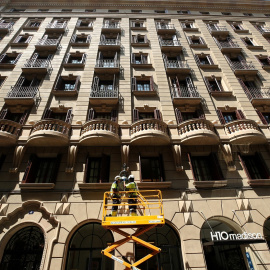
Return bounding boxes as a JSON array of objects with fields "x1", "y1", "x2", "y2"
[
  {"x1": 128, "y1": 175, "x2": 135, "y2": 181},
  {"x1": 115, "y1": 175, "x2": 121, "y2": 181},
  {"x1": 121, "y1": 176, "x2": 128, "y2": 182}
]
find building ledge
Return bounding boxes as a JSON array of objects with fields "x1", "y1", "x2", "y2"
[
  {"x1": 194, "y1": 180, "x2": 227, "y2": 188},
  {"x1": 248, "y1": 179, "x2": 270, "y2": 186},
  {"x1": 19, "y1": 183, "x2": 55, "y2": 189},
  {"x1": 137, "y1": 181, "x2": 171, "y2": 189},
  {"x1": 78, "y1": 183, "x2": 111, "y2": 190}
]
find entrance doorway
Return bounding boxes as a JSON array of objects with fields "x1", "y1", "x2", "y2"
[{"x1": 201, "y1": 219, "x2": 248, "y2": 270}]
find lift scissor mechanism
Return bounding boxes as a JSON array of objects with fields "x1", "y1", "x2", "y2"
[{"x1": 101, "y1": 189, "x2": 165, "y2": 270}]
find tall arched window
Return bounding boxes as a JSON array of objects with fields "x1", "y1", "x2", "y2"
[
  {"x1": 66, "y1": 222, "x2": 114, "y2": 270},
  {"x1": 0, "y1": 226, "x2": 45, "y2": 270},
  {"x1": 135, "y1": 223, "x2": 184, "y2": 270}
]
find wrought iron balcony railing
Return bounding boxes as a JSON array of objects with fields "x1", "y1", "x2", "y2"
[
  {"x1": 156, "y1": 23, "x2": 175, "y2": 30},
  {"x1": 165, "y1": 60, "x2": 189, "y2": 69},
  {"x1": 229, "y1": 61, "x2": 256, "y2": 71},
  {"x1": 36, "y1": 38, "x2": 61, "y2": 46},
  {"x1": 170, "y1": 86, "x2": 200, "y2": 99},
  {"x1": 207, "y1": 25, "x2": 228, "y2": 33},
  {"x1": 159, "y1": 39, "x2": 181, "y2": 47},
  {"x1": 0, "y1": 22, "x2": 13, "y2": 32},
  {"x1": 95, "y1": 59, "x2": 119, "y2": 68},
  {"x1": 46, "y1": 21, "x2": 67, "y2": 30},
  {"x1": 216, "y1": 40, "x2": 240, "y2": 50},
  {"x1": 90, "y1": 86, "x2": 119, "y2": 98},
  {"x1": 243, "y1": 87, "x2": 270, "y2": 100},
  {"x1": 258, "y1": 26, "x2": 270, "y2": 34},
  {"x1": 99, "y1": 39, "x2": 121, "y2": 46},
  {"x1": 6, "y1": 86, "x2": 39, "y2": 98},
  {"x1": 23, "y1": 59, "x2": 52, "y2": 70},
  {"x1": 102, "y1": 22, "x2": 120, "y2": 29}
]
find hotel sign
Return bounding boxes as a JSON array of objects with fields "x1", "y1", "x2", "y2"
[{"x1": 211, "y1": 232, "x2": 263, "y2": 241}]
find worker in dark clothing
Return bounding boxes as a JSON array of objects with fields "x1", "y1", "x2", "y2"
[
  {"x1": 125, "y1": 175, "x2": 138, "y2": 216},
  {"x1": 110, "y1": 175, "x2": 121, "y2": 216}
]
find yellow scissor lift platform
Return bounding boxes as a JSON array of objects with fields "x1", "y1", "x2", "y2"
[{"x1": 101, "y1": 189, "x2": 165, "y2": 270}]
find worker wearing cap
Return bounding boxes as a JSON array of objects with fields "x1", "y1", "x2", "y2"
[
  {"x1": 125, "y1": 175, "x2": 138, "y2": 216},
  {"x1": 110, "y1": 175, "x2": 121, "y2": 216}
]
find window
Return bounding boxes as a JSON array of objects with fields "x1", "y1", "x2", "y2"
[
  {"x1": 0, "y1": 108, "x2": 29, "y2": 124},
  {"x1": 24, "y1": 20, "x2": 42, "y2": 30},
  {"x1": 243, "y1": 13, "x2": 253, "y2": 16},
  {"x1": 241, "y1": 37, "x2": 260, "y2": 47},
  {"x1": 188, "y1": 153, "x2": 223, "y2": 181},
  {"x1": 0, "y1": 227, "x2": 44, "y2": 270},
  {"x1": 239, "y1": 153, "x2": 270, "y2": 179},
  {"x1": 38, "y1": 9, "x2": 49, "y2": 12},
  {"x1": 140, "y1": 156, "x2": 165, "y2": 182},
  {"x1": 108, "y1": 10, "x2": 119, "y2": 12},
  {"x1": 169, "y1": 76, "x2": 198, "y2": 99},
  {"x1": 22, "y1": 154, "x2": 60, "y2": 184},
  {"x1": 91, "y1": 75, "x2": 117, "y2": 97},
  {"x1": 96, "y1": 51, "x2": 118, "y2": 68},
  {"x1": 230, "y1": 23, "x2": 246, "y2": 31},
  {"x1": 155, "y1": 10, "x2": 168, "y2": 13},
  {"x1": 12, "y1": 35, "x2": 32, "y2": 45},
  {"x1": 76, "y1": 19, "x2": 93, "y2": 28},
  {"x1": 204, "y1": 77, "x2": 224, "y2": 92},
  {"x1": 131, "y1": 34, "x2": 149, "y2": 45},
  {"x1": 181, "y1": 22, "x2": 196, "y2": 30},
  {"x1": 174, "y1": 108, "x2": 205, "y2": 124},
  {"x1": 63, "y1": 53, "x2": 86, "y2": 65},
  {"x1": 133, "y1": 108, "x2": 162, "y2": 122},
  {"x1": 87, "y1": 108, "x2": 117, "y2": 122},
  {"x1": 222, "y1": 12, "x2": 232, "y2": 15},
  {"x1": 42, "y1": 108, "x2": 73, "y2": 123},
  {"x1": 131, "y1": 77, "x2": 156, "y2": 95},
  {"x1": 200, "y1": 12, "x2": 209, "y2": 15},
  {"x1": 131, "y1": 53, "x2": 150, "y2": 65},
  {"x1": 187, "y1": 36, "x2": 206, "y2": 47},
  {"x1": 84, "y1": 155, "x2": 110, "y2": 183},
  {"x1": 54, "y1": 75, "x2": 80, "y2": 93},
  {"x1": 216, "y1": 109, "x2": 245, "y2": 124},
  {"x1": 195, "y1": 54, "x2": 215, "y2": 66},
  {"x1": 177, "y1": 10, "x2": 190, "y2": 14},
  {"x1": 70, "y1": 34, "x2": 91, "y2": 45},
  {"x1": 131, "y1": 10, "x2": 142, "y2": 13}
]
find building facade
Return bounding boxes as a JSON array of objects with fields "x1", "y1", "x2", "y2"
[{"x1": 1, "y1": 0, "x2": 270, "y2": 269}]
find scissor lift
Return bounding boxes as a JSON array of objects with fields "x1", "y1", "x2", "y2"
[{"x1": 101, "y1": 189, "x2": 165, "y2": 270}]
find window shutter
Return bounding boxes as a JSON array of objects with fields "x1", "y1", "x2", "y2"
[
  {"x1": 63, "y1": 53, "x2": 70, "y2": 64},
  {"x1": 0, "y1": 108, "x2": 8, "y2": 119},
  {"x1": 186, "y1": 76, "x2": 194, "y2": 91},
  {"x1": 111, "y1": 110, "x2": 117, "y2": 122},
  {"x1": 207, "y1": 55, "x2": 214, "y2": 65},
  {"x1": 92, "y1": 76, "x2": 99, "y2": 91},
  {"x1": 256, "y1": 152, "x2": 270, "y2": 179},
  {"x1": 144, "y1": 35, "x2": 148, "y2": 43},
  {"x1": 88, "y1": 108, "x2": 95, "y2": 120},
  {"x1": 235, "y1": 109, "x2": 246, "y2": 120},
  {"x1": 154, "y1": 109, "x2": 162, "y2": 120},
  {"x1": 256, "y1": 109, "x2": 268, "y2": 125},
  {"x1": 76, "y1": 19, "x2": 82, "y2": 27},
  {"x1": 113, "y1": 74, "x2": 116, "y2": 91},
  {"x1": 74, "y1": 76, "x2": 81, "y2": 91},
  {"x1": 83, "y1": 157, "x2": 90, "y2": 183},
  {"x1": 175, "y1": 108, "x2": 183, "y2": 124},
  {"x1": 210, "y1": 153, "x2": 224, "y2": 180},
  {"x1": 65, "y1": 109, "x2": 73, "y2": 124},
  {"x1": 237, "y1": 78, "x2": 252, "y2": 100},
  {"x1": 19, "y1": 110, "x2": 29, "y2": 125},
  {"x1": 162, "y1": 53, "x2": 168, "y2": 64},
  {"x1": 132, "y1": 35, "x2": 138, "y2": 43},
  {"x1": 230, "y1": 24, "x2": 236, "y2": 30},
  {"x1": 196, "y1": 109, "x2": 205, "y2": 119},
  {"x1": 22, "y1": 155, "x2": 39, "y2": 183},
  {"x1": 88, "y1": 21, "x2": 93, "y2": 27},
  {"x1": 81, "y1": 54, "x2": 87, "y2": 64},
  {"x1": 150, "y1": 76, "x2": 154, "y2": 91},
  {"x1": 194, "y1": 54, "x2": 201, "y2": 66},
  {"x1": 100, "y1": 154, "x2": 110, "y2": 183},
  {"x1": 14, "y1": 54, "x2": 22, "y2": 64},
  {"x1": 133, "y1": 109, "x2": 139, "y2": 122},
  {"x1": 172, "y1": 35, "x2": 178, "y2": 45},
  {"x1": 0, "y1": 54, "x2": 6, "y2": 63},
  {"x1": 216, "y1": 109, "x2": 226, "y2": 124},
  {"x1": 238, "y1": 154, "x2": 251, "y2": 180},
  {"x1": 49, "y1": 155, "x2": 61, "y2": 183},
  {"x1": 54, "y1": 75, "x2": 63, "y2": 90},
  {"x1": 224, "y1": 55, "x2": 232, "y2": 65},
  {"x1": 86, "y1": 35, "x2": 91, "y2": 43},
  {"x1": 204, "y1": 77, "x2": 212, "y2": 92},
  {"x1": 70, "y1": 34, "x2": 76, "y2": 43},
  {"x1": 25, "y1": 35, "x2": 32, "y2": 44},
  {"x1": 42, "y1": 108, "x2": 53, "y2": 119},
  {"x1": 199, "y1": 37, "x2": 205, "y2": 44},
  {"x1": 187, "y1": 153, "x2": 196, "y2": 181},
  {"x1": 131, "y1": 77, "x2": 137, "y2": 91}
]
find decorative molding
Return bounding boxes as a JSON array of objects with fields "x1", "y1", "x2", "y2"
[
  {"x1": 121, "y1": 144, "x2": 129, "y2": 166},
  {"x1": 172, "y1": 144, "x2": 183, "y2": 171},
  {"x1": 9, "y1": 145, "x2": 26, "y2": 173},
  {"x1": 66, "y1": 145, "x2": 78, "y2": 173},
  {"x1": 220, "y1": 143, "x2": 236, "y2": 171}
]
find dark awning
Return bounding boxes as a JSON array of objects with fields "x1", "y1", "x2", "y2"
[{"x1": 203, "y1": 239, "x2": 265, "y2": 246}]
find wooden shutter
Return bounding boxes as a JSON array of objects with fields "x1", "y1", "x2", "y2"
[
  {"x1": 172, "y1": 35, "x2": 178, "y2": 45},
  {"x1": 224, "y1": 55, "x2": 232, "y2": 65},
  {"x1": 0, "y1": 108, "x2": 8, "y2": 119},
  {"x1": 81, "y1": 54, "x2": 87, "y2": 64},
  {"x1": 70, "y1": 34, "x2": 76, "y2": 43},
  {"x1": 131, "y1": 77, "x2": 137, "y2": 91},
  {"x1": 100, "y1": 154, "x2": 110, "y2": 183},
  {"x1": 210, "y1": 153, "x2": 224, "y2": 180},
  {"x1": 240, "y1": 37, "x2": 248, "y2": 46},
  {"x1": 133, "y1": 109, "x2": 139, "y2": 122},
  {"x1": 132, "y1": 34, "x2": 138, "y2": 43},
  {"x1": 42, "y1": 108, "x2": 53, "y2": 119},
  {"x1": 199, "y1": 37, "x2": 205, "y2": 44},
  {"x1": 92, "y1": 76, "x2": 99, "y2": 91},
  {"x1": 194, "y1": 54, "x2": 201, "y2": 66},
  {"x1": 13, "y1": 35, "x2": 22, "y2": 43},
  {"x1": 256, "y1": 109, "x2": 268, "y2": 125},
  {"x1": 19, "y1": 110, "x2": 29, "y2": 125},
  {"x1": 230, "y1": 24, "x2": 236, "y2": 30},
  {"x1": 150, "y1": 76, "x2": 154, "y2": 91},
  {"x1": 187, "y1": 153, "x2": 196, "y2": 181},
  {"x1": 175, "y1": 108, "x2": 183, "y2": 124},
  {"x1": 207, "y1": 55, "x2": 214, "y2": 65},
  {"x1": 237, "y1": 78, "x2": 252, "y2": 100},
  {"x1": 83, "y1": 157, "x2": 90, "y2": 183},
  {"x1": 88, "y1": 108, "x2": 95, "y2": 120},
  {"x1": 25, "y1": 35, "x2": 32, "y2": 44},
  {"x1": 74, "y1": 76, "x2": 81, "y2": 91},
  {"x1": 187, "y1": 36, "x2": 193, "y2": 44},
  {"x1": 100, "y1": 34, "x2": 106, "y2": 42},
  {"x1": 22, "y1": 155, "x2": 39, "y2": 183},
  {"x1": 196, "y1": 108, "x2": 205, "y2": 119},
  {"x1": 235, "y1": 109, "x2": 246, "y2": 120},
  {"x1": 144, "y1": 35, "x2": 148, "y2": 43},
  {"x1": 238, "y1": 154, "x2": 251, "y2": 180},
  {"x1": 113, "y1": 74, "x2": 116, "y2": 91},
  {"x1": 63, "y1": 53, "x2": 70, "y2": 64},
  {"x1": 216, "y1": 109, "x2": 226, "y2": 124},
  {"x1": 65, "y1": 109, "x2": 73, "y2": 124},
  {"x1": 114, "y1": 52, "x2": 118, "y2": 65},
  {"x1": 111, "y1": 110, "x2": 117, "y2": 122},
  {"x1": 154, "y1": 109, "x2": 162, "y2": 120},
  {"x1": 54, "y1": 75, "x2": 63, "y2": 90},
  {"x1": 49, "y1": 155, "x2": 61, "y2": 183}
]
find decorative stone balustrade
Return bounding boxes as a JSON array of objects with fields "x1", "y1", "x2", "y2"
[
  {"x1": 178, "y1": 119, "x2": 215, "y2": 135},
  {"x1": 0, "y1": 120, "x2": 21, "y2": 136},
  {"x1": 131, "y1": 119, "x2": 168, "y2": 136},
  {"x1": 81, "y1": 119, "x2": 119, "y2": 135},
  {"x1": 224, "y1": 120, "x2": 259, "y2": 135}
]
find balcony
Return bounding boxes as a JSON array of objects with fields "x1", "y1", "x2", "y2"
[
  {"x1": 130, "y1": 119, "x2": 170, "y2": 145},
  {"x1": 164, "y1": 60, "x2": 191, "y2": 74},
  {"x1": 177, "y1": 119, "x2": 219, "y2": 145},
  {"x1": 5, "y1": 86, "x2": 39, "y2": 105},
  {"x1": 170, "y1": 86, "x2": 201, "y2": 106},
  {"x1": 99, "y1": 39, "x2": 121, "y2": 51},
  {"x1": 156, "y1": 23, "x2": 176, "y2": 34},
  {"x1": 102, "y1": 22, "x2": 121, "y2": 34},
  {"x1": 0, "y1": 120, "x2": 21, "y2": 146},
  {"x1": 80, "y1": 119, "x2": 120, "y2": 146},
  {"x1": 27, "y1": 119, "x2": 71, "y2": 146},
  {"x1": 215, "y1": 40, "x2": 242, "y2": 53},
  {"x1": 45, "y1": 21, "x2": 67, "y2": 33},
  {"x1": 224, "y1": 120, "x2": 266, "y2": 144},
  {"x1": 35, "y1": 37, "x2": 61, "y2": 51},
  {"x1": 159, "y1": 39, "x2": 182, "y2": 52},
  {"x1": 95, "y1": 59, "x2": 120, "y2": 74},
  {"x1": 63, "y1": 54, "x2": 86, "y2": 68},
  {"x1": 0, "y1": 22, "x2": 13, "y2": 33},
  {"x1": 22, "y1": 59, "x2": 52, "y2": 74},
  {"x1": 89, "y1": 86, "x2": 119, "y2": 106},
  {"x1": 257, "y1": 26, "x2": 270, "y2": 37},
  {"x1": 207, "y1": 25, "x2": 229, "y2": 36},
  {"x1": 243, "y1": 87, "x2": 270, "y2": 106},
  {"x1": 70, "y1": 34, "x2": 91, "y2": 47},
  {"x1": 228, "y1": 61, "x2": 258, "y2": 75}
]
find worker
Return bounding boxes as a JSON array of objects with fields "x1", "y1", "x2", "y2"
[
  {"x1": 110, "y1": 175, "x2": 121, "y2": 216},
  {"x1": 125, "y1": 175, "x2": 138, "y2": 216}
]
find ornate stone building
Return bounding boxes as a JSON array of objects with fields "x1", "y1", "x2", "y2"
[{"x1": 1, "y1": 0, "x2": 270, "y2": 269}]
